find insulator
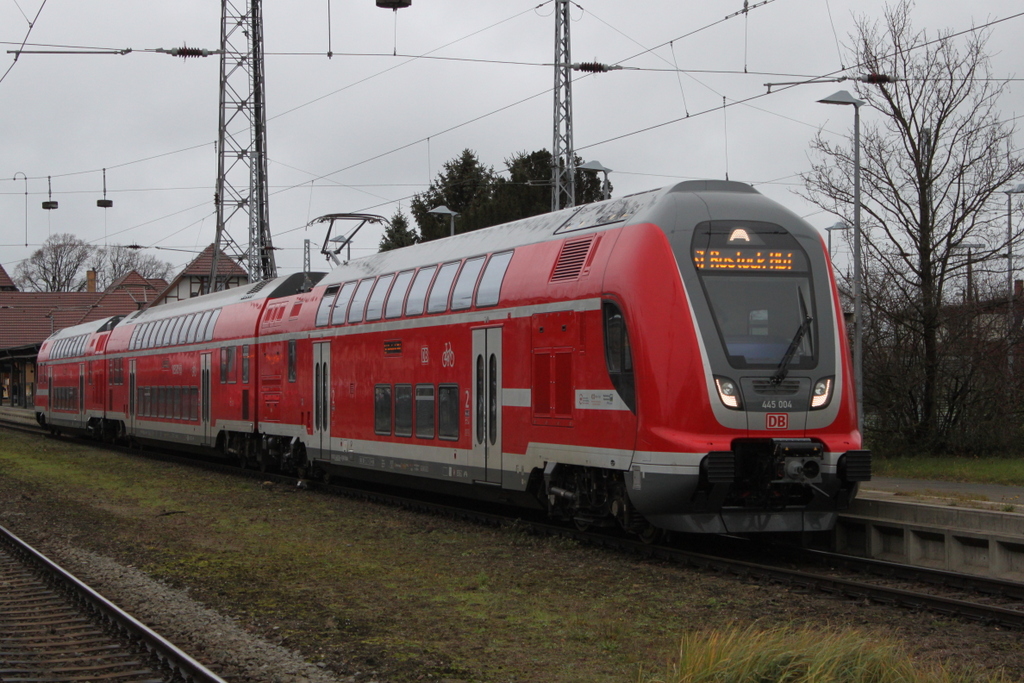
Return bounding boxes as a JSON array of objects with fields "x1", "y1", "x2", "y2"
[
  {"x1": 574, "y1": 61, "x2": 608, "y2": 73},
  {"x1": 861, "y1": 73, "x2": 895, "y2": 84}
]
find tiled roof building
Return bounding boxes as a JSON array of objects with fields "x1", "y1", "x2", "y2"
[{"x1": 150, "y1": 244, "x2": 248, "y2": 306}]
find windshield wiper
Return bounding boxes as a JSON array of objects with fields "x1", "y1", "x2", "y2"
[{"x1": 772, "y1": 314, "x2": 813, "y2": 385}]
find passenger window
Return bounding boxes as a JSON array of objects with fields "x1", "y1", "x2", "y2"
[
  {"x1": 331, "y1": 282, "x2": 357, "y2": 325},
  {"x1": 315, "y1": 285, "x2": 339, "y2": 327},
  {"x1": 385, "y1": 270, "x2": 415, "y2": 319},
  {"x1": 415, "y1": 384, "x2": 435, "y2": 438},
  {"x1": 395, "y1": 384, "x2": 413, "y2": 437},
  {"x1": 178, "y1": 314, "x2": 196, "y2": 344},
  {"x1": 365, "y1": 274, "x2": 395, "y2": 322},
  {"x1": 288, "y1": 340, "x2": 297, "y2": 382},
  {"x1": 451, "y1": 256, "x2": 485, "y2": 311},
  {"x1": 427, "y1": 262, "x2": 461, "y2": 314},
  {"x1": 347, "y1": 279, "x2": 375, "y2": 324},
  {"x1": 159, "y1": 319, "x2": 174, "y2": 346},
  {"x1": 186, "y1": 313, "x2": 204, "y2": 343},
  {"x1": 405, "y1": 266, "x2": 436, "y2": 317},
  {"x1": 204, "y1": 309, "x2": 220, "y2": 341},
  {"x1": 476, "y1": 251, "x2": 513, "y2": 307},
  {"x1": 374, "y1": 384, "x2": 392, "y2": 435},
  {"x1": 242, "y1": 345, "x2": 250, "y2": 384},
  {"x1": 438, "y1": 384, "x2": 459, "y2": 440},
  {"x1": 220, "y1": 347, "x2": 236, "y2": 384}
]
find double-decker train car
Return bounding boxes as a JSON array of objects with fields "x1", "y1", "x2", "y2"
[{"x1": 36, "y1": 180, "x2": 870, "y2": 537}]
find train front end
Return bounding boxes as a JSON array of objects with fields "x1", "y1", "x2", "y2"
[{"x1": 627, "y1": 181, "x2": 870, "y2": 534}]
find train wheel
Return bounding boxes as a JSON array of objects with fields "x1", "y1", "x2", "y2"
[{"x1": 637, "y1": 524, "x2": 661, "y2": 545}]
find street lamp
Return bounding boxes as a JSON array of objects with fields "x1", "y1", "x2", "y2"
[
  {"x1": 428, "y1": 205, "x2": 459, "y2": 237},
  {"x1": 951, "y1": 242, "x2": 984, "y2": 303},
  {"x1": 819, "y1": 89, "x2": 865, "y2": 435},
  {"x1": 825, "y1": 221, "x2": 850, "y2": 261},
  {"x1": 13, "y1": 172, "x2": 27, "y2": 247},
  {"x1": 579, "y1": 160, "x2": 612, "y2": 201},
  {"x1": 1004, "y1": 183, "x2": 1024, "y2": 375}
]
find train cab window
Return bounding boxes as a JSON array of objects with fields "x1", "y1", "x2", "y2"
[
  {"x1": 288, "y1": 340, "x2": 297, "y2": 382},
  {"x1": 385, "y1": 270, "x2": 414, "y2": 319},
  {"x1": 365, "y1": 274, "x2": 395, "y2": 322},
  {"x1": 395, "y1": 385, "x2": 413, "y2": 437},
  {"x1": 347, "y1": 279, "x2": 375, "y2": 324},
  {"x1": 476, "y1": 251, "x2": 513, "y2": 307},
  {"x1": 451, "y1": 256, "x2": 485, "y2": 311},
  {"x1": 438, "y1": 384, "x2": 459, "y2": 440},
  {"x1": 603, "y1": 302, "x2": 636, "y2": 413},
  {"x1": 374, "y1": 384, "x2": 392, "y2": 435},
  {"x1": 405, "y1": 266, "x2": 437, "y2": 317},
  {"x1": 427, "y1": 262, "x2": 461, "y2": 314},
  {"x1": 415, "y1": 384, "x2": 435, "y2": 439},
  {"x1": 330, "y1": 281, "x2": 357, "y2": 325},
  {"x1": 315, "y1": 286, "x2": 340, "y2": 327}
]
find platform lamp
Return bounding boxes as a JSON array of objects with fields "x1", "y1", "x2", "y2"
[
  {"x1": 13, "y1": 172, "x2": 27, "y2": 246},
  {"x1": 825, "y1": 221, "x2": 850, "y2": 261},
  {"x1": 97, "y1": 168, "x2": 113, "y2": 208},
  {"x1": 1004, "y1": 183, "x2": 1024, "y2": 377},
  {"x1": 579, "y1": 160, "x2": 613, "y2": 201},
  {"x1": 818, "y1": 89, "x2": 865, "y2": 435},
  {"x1": 428, "y1": 205, "x2": 459, "y2": 237}
]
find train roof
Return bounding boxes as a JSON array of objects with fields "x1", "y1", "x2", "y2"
[
  {"x1": 316, "y1": 180, "x2": 775, "y2": 286},
  {"x1": 43, "y1": 315, "x2": 123, "y2": 342},
  {"x1": 117, "y1": 271, "x2": 326, "y2": 326}
]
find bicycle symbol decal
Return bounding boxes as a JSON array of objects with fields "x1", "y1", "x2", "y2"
[{"x1": 441, "y1": 342, "x2": 455, "y2": 368}]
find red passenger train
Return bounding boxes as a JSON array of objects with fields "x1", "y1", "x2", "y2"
[{"x1": 36, "y1": 180, "x2": 870, "y2": 537}]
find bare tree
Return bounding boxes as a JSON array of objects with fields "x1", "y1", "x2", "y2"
[
  {"x1": 803, "y1": 1, "x2": 1024, "y2": 450},
  {"x1": 89, "y1": 245, "x2": 175, "y2": 290},
  {"x1": 14, "y1": 233, "x2": 96, "y2": 292}
]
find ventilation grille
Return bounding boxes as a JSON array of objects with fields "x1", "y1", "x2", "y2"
[
  {"x1": 241, "y1": 280, "x2": 271, "y2": 299},
  {"x1": 751, "y1": 379, "x2": 801, "y2": 396},
  {"x1": 550, "y1": 236, "x2": 595, "y2": 282}
]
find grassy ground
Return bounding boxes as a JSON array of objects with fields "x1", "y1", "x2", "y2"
[
  {"x1": 873, "y1": 455, "x2": 1024, "y2": 486},
  {"x1": 0, "y1": 430, "x2": 1020, "y2": 682}
]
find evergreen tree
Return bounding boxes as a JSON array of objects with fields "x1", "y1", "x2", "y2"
[{"x1": 378, "y1": 210, "x2": 419, "y2": 252}]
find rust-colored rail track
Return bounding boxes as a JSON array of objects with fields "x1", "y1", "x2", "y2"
[{"x1": 0, "y1": 524, "x2": 225, "y2": 683}]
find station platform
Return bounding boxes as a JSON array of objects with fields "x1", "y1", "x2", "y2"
[{"x1": 0, "y1": 405, "x2": 39, "y2": 427}]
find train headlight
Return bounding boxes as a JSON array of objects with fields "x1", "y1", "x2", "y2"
[
  {"x1": 810, "y1": 377, "x2": 834, "y2": 409},
  {"x1": 714, "y1": 376, "x2": 742, "y2": 410}
]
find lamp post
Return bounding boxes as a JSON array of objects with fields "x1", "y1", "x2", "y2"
[
  {"x1": 951, "y1": 242, "x2": 984, "y2": 303},
  {"x1": 819, "y1": 89, "x2": 865, "y2": 435},
  {"x1": 579, "y1": 160, "x2": 612, "y2": 201},
  {"x1": 1004, "y1": 183, "x2": 1024, "y2": 376},
  {"x1": 428, "y1": 205, "x2": 459, "y2": 237},
  {"x1": 12, "y1": 172, "x2": 27, "y2": 247},
  {"x1": 825, "y1": 221, "x2": 850, "y2": 261}
]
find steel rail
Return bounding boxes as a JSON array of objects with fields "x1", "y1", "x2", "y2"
[{"x1": 0, "y1": 523, "x2": 228, "y2": 683}]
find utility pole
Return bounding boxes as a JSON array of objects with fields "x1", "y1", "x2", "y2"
[
  {"x1": 551, "y1": 0, "x2": 574, "y2": 212},
  {"x1": 209, "y1": 0, "x2": 277, "y2": 292}
]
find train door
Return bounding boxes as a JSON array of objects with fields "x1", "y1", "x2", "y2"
[
  {"x1": 312, "y1": 341, "x2": 331, "y2": 460},
  {"x1": 201, "y1": 353, "x2": 212, "y2": 444},
  {"x1": 128, "y1": 359, "x2": 136, "y2": 433},
  {"x1": 472, "y1": 327, "x2": 503, "y2": 484}
]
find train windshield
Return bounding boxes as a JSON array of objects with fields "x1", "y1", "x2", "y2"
[{"x1": 691, "y1": 221, "x2": 817, "y2": 369}]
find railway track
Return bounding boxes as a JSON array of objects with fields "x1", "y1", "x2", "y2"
[
  {"x1": 0, "y1": 523, "x2": 227, "y2": 683},
  {"x1": 4, "y1": 414, "x2": 1024, "y2": 632}
]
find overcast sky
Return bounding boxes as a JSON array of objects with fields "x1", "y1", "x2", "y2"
[{"x1": 1, "y1": 0, "x2": 1022, "y2": 281}]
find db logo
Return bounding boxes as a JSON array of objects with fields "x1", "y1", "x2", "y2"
[{"x1": 766, "y1": 413, "x2": 789, "y2": 430}]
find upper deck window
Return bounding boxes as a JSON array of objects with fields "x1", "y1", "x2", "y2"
[
  {"x1": 405, "y1": 266, "x2": 436, "y2": 317},
  {"x1": 451, "y1": 257, "x2": 485, "y2": 311},
  {"x1": 475, "y1": 251, "x2": 513, "y2": 308},
  {"x1": 385, "y1": 270, "x2": 415, "y2": 319},
  {"x1": 315, "y1": 286, "x2": 340, "y2": 327},
  {"x1": 347, "y1": 279, "x2": 375, "y2": 324},
  {"x1": 365, "y1": 274, "x2": 395, "y2": 322},
  {"x1": 427, "y1": 262, "x2": 460, "y2": 314},
  {"x1": 331, "y1": 282, "x2": 357, "y2": 325}
]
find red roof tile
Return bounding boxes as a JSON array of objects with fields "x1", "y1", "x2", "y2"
[
  {"x1": 0, "y1": 263, "x2": 18, "y2": 291},
  {"x1": 181, "y1": 244, "x2": 248, "y2": 277}
]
